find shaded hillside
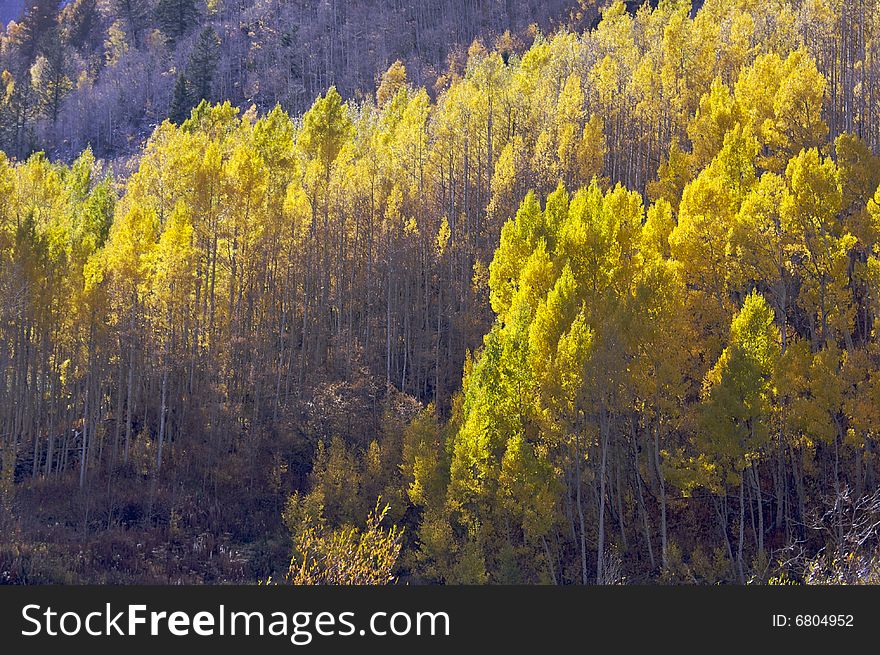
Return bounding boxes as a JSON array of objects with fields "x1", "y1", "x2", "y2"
[{"x1": 0, "y1": 0, "x2": 595, "y2": 161}]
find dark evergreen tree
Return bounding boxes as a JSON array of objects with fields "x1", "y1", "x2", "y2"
[
  {"x1": 185, "y1": 25, "x2": 220, "y2": 104},
  {"x1": 35, "y1": 35, "x2": 71, "y2": 122},
  {"x1": 15, "y1": 0, "x2": 62, "y2": 60},
  {"x1": 169, "y1": 72, "x2": 193, "y2": 124},
  {"x1": 156, "y1": 0, "x2": 200, "y2": 44},
  {"x1": 63, "y1": 0, "x2": 103, "y2": 53},
  {"x1": 111, "y1": 0, "x2": 152, "y2": 49}
]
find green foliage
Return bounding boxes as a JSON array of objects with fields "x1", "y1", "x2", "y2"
[
  {"x1": 698, "y1": 292, "x2": 780, "y2": 488},
  {"x1": 299, "y1": 86, "x2": 353, "y2": 176}
]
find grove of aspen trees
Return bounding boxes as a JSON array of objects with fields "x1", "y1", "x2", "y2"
[{"x1": 3, "y1": 0, "x2": 880, "y2": 584}]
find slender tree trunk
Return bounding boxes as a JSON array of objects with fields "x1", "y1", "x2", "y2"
[
  {"x1": 124, "y1": 306, "x2": 135, "y2": 466},
  {"x1": 80, "y1": 376, "x2": 89, "y2": 490},
  {"x1": 738, "y1": 477, "x2": 745, "y2": 583},
  {"x1": 574, "y1": 431, "x2": 588, "y2": 585},
  {"x1": 157, "y1": 367, "x2": 168, "y2": 473},
  {"x1": 715, "y1": 495, "x2": 736, "y2": 581},
  {"x1": 597, "y1": 409, "x2": 610, "y2": 584},
  {"x1": 654, "y1": 428, "x2": 667, "y2": 569},
  {"x1": 632, "y1": 429, "x2": 655, "y2": 571},
  {"x1": 541, "y1": 535, "x2": 557, "y2": 585},
  {"x1": 752, "y1": 465, "x2": 764, "y2": 559}
]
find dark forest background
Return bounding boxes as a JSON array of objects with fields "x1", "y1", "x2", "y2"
[{"x1": 0, "y1": 0, "x2": 598, "y2": 163}]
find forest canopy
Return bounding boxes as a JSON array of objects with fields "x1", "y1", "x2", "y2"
[{"x1": 2, "y1": 0, "x2": 880, "y2": 585}]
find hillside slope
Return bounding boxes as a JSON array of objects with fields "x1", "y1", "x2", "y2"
[{"x1": 0, "y1": 0, "x2": 594, "y2": 161}]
